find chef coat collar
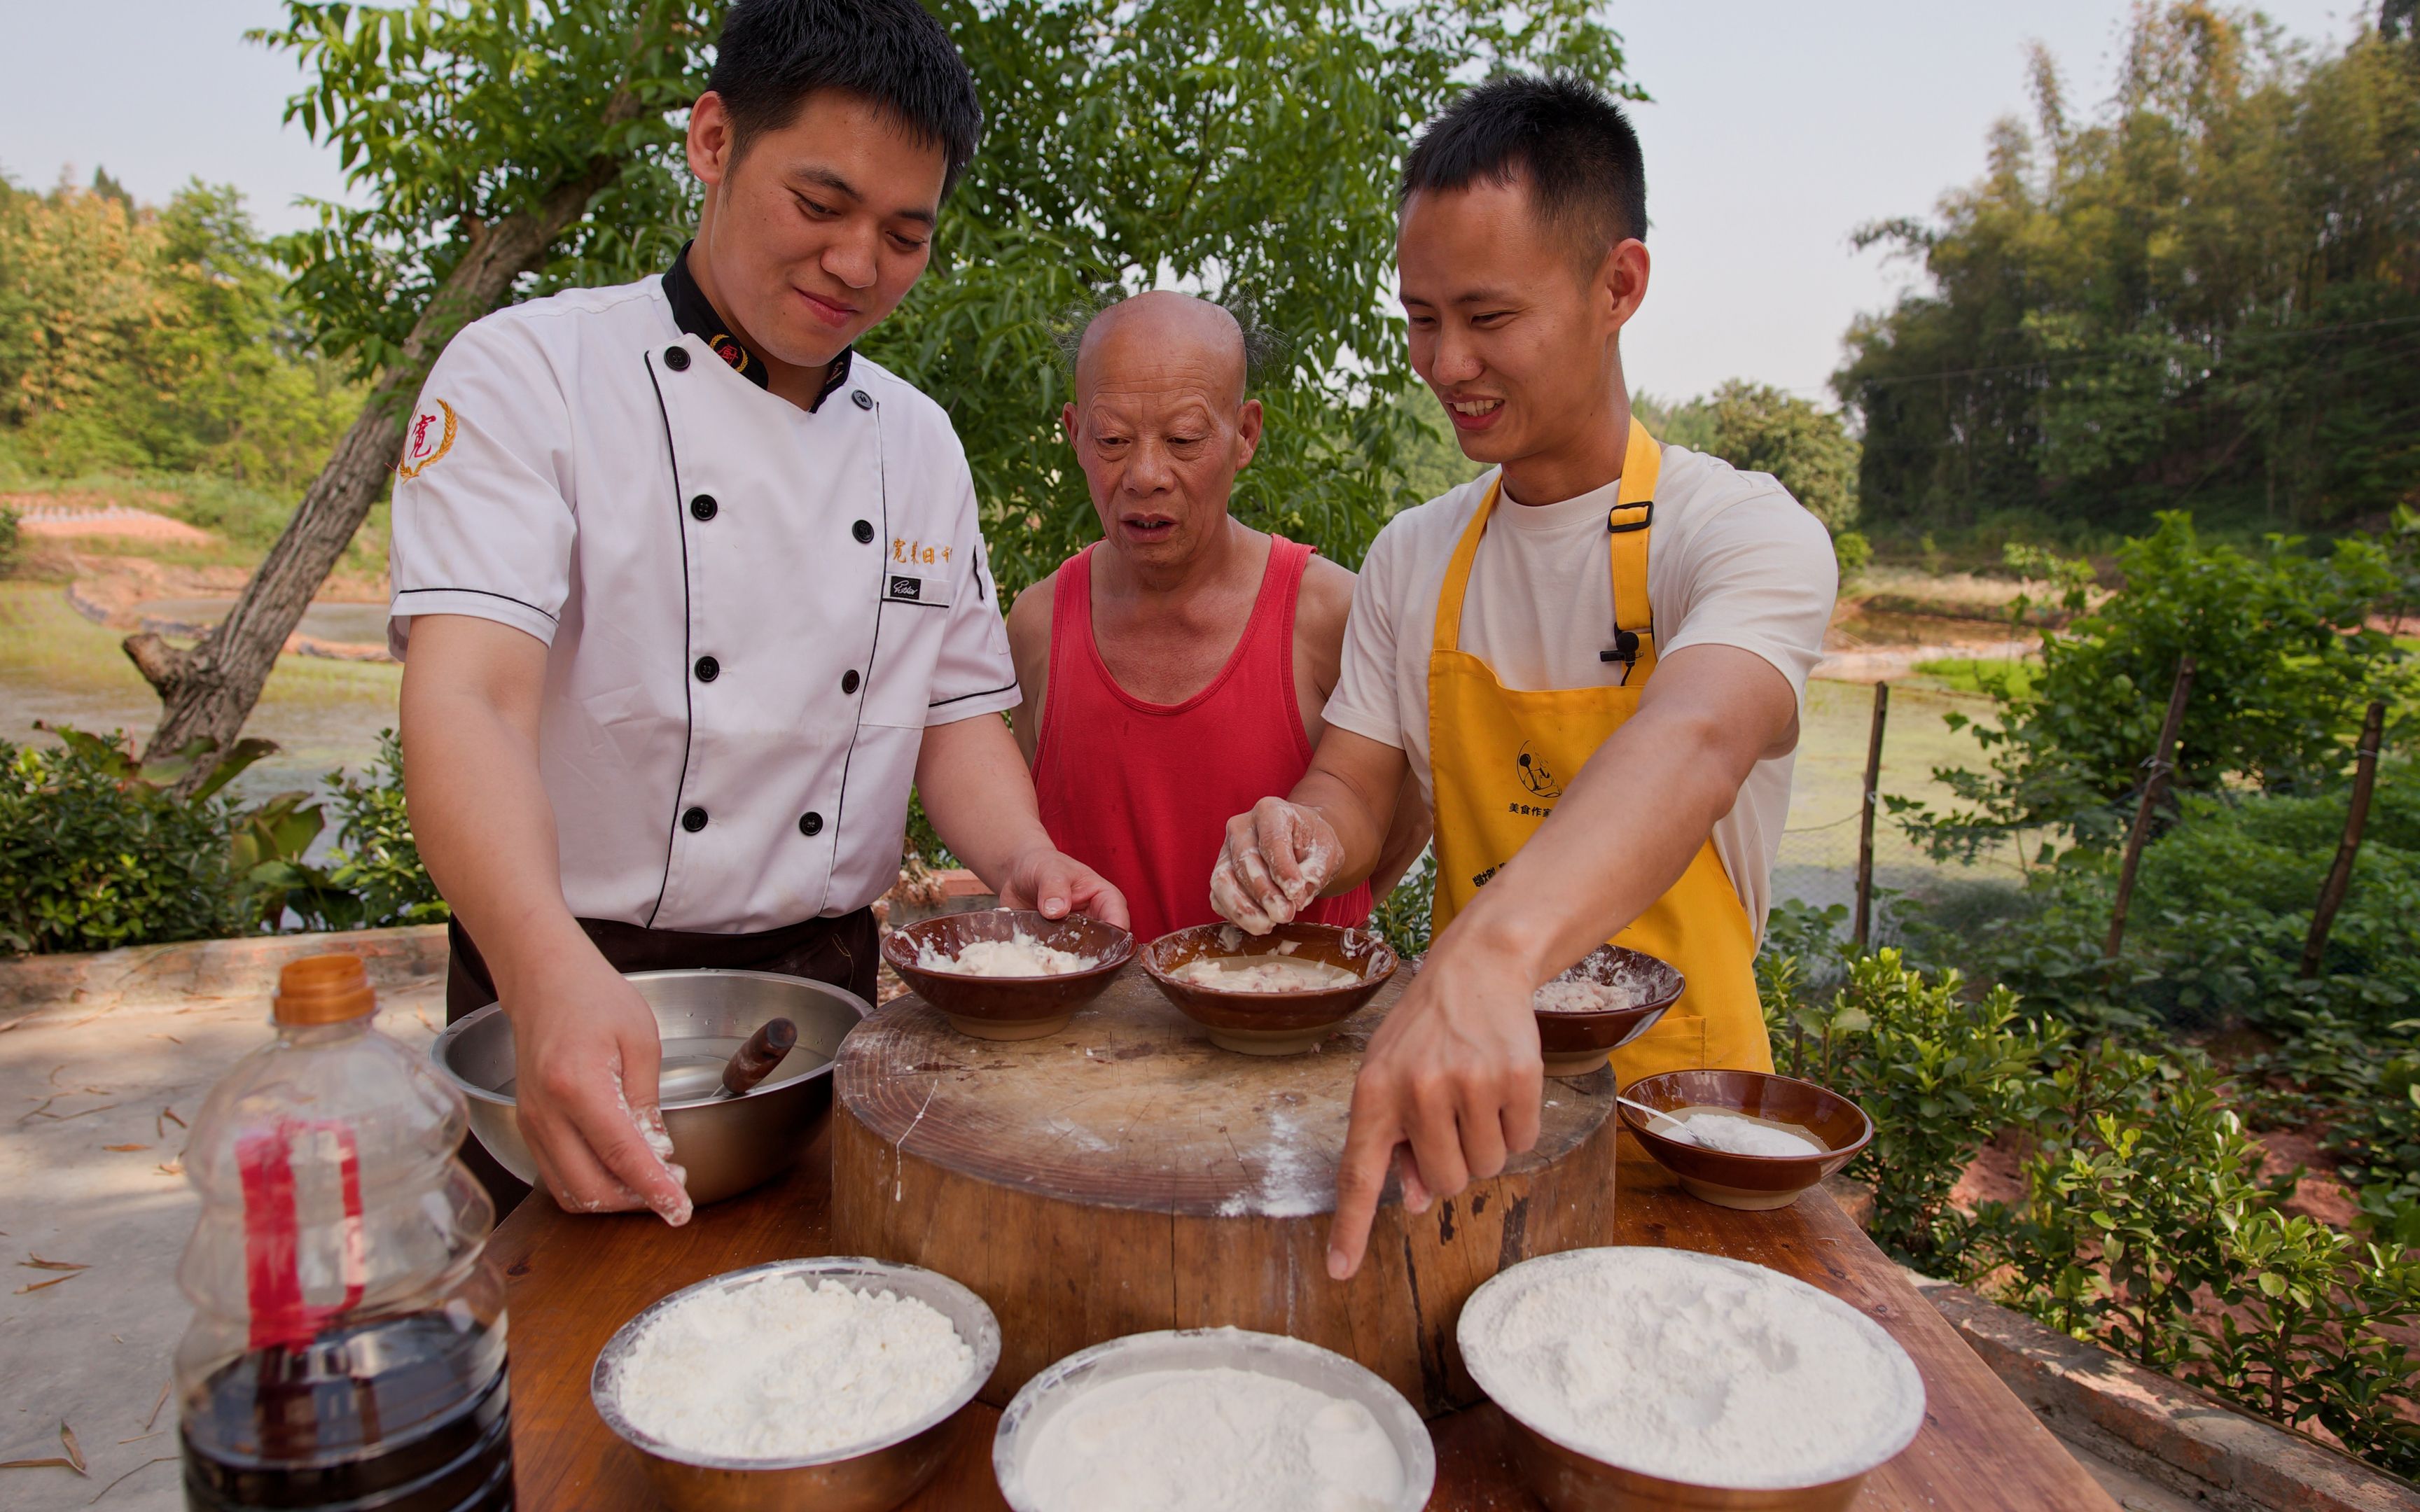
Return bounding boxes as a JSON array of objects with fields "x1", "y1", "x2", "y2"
[{"x1": 662, "y1": 241, "x2": 855, "y2": 412}]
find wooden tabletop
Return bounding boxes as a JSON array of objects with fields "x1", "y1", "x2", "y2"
[{"x1": 492, "y1": 1124, "x2": 2117, "y2": 1510}]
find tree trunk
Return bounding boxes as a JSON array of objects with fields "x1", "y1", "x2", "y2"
[{"x1": 128, "y1": 132, "x2": 639, "y2": 774}]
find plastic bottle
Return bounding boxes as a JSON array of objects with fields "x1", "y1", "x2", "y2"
[{"x1": 174, "y1": 953, "x2": 514, "y2": 1511}]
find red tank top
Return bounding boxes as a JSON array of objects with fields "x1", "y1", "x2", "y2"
[{"x1": 1034, "y1": 536, "x2": 1374, "y2": 948}]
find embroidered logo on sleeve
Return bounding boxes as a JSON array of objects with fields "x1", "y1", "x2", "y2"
[{"x1": 396, "y1": 399, "x2": 459, "y2": 480}]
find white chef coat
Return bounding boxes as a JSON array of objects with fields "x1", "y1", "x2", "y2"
[{"x1": 387, "y1": 276, "x2": 1017, "y2": 933}]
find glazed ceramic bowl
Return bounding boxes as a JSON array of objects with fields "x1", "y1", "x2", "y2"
[
  {"x1": 431, "y1": 968, "x2": 868, "y2": 1207},
  {"x1": 881, "y1": 909, "x2": 1134, "y2": 1040},
  {"x1": 592, "y1": 1256, "x2": 1001, "y2": 1512},
  {"x1": 1531, "y1": 944, "x2": 1685, "y2": 1079},
  {"x1": 1141, "y1": 921, "x2": 1397, "y2": 1055},
  {"x1": 1619, "y1": 1070, "x2": 1874, "y2": 1212},
  {"x1": 992, "y1": 1327, "x2": 1434, "y2": 1512},
  {"x1": 1461, "y1": 1247, "x2": 1924, "y2": 1512}
]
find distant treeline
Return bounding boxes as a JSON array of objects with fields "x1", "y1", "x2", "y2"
[
  {"x1": 0, "y1": 172, "x2": 358, "y2": 491},
  {"x1": 1837, "y1": 3, "x2": 2420, "y2": 532}
]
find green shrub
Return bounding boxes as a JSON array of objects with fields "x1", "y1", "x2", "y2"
[
  {"x1": 1977, "y1": 1051, "x2": 2277, "y2": 1371},
  {"x1": 0, "y1": 727, "x2": 263, "y2": 953},
  {"x1": 1369, "y1": 849, "x2": 1437, "y2": 960},
  {"x1": 326, "y1": 730, "x2": 447, "y2": 927},
  {"x1": 0, "y1": 724, "x2": 448, "y2": 952},
  {"x1": 0, "y1": 503, "x2": 18, "y2": 575},
  {"x1": 234, "y1": 729, "x2": 448, "y2": 932},
  {"x1": 1970, "y1": 1050, "x2": 2420, "y2": 1477},
  {"x1": 1797, "y1": 951, "x2": 2063, "y2": 1268},
  {"x1": 2192, "y1": 1220, "x2": 2420, "y2": 1478}
]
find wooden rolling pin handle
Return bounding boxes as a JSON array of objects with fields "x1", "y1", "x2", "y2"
[{"x1": 720, "y1": 1018, "x2": 798, "y2": 1099}]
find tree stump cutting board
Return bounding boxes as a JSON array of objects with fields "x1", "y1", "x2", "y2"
[{"x1": 830, "y1": 965, "x2": 1618, "y2": 1415}]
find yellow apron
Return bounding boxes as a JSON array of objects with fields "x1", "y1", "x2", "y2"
[{"x1": 1425, "y1": 421, "x2": 1773, "y2": 1082}]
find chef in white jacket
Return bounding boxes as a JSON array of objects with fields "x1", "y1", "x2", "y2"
[{"x1": 392, "y1": 0, "x2": 1125, "y2": 1224}]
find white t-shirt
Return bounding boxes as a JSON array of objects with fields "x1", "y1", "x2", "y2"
[{"x1": 1322, "y1": 444, "x2": 1837, "y2": 936}]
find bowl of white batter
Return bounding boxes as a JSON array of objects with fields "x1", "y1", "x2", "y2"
[
  {"x1": 992, "y1": 1326, "x2": 1435, "y2": 1512},
  {"x1": 1459, "y1": 1247, "x2": 1925, "y2": 1511},
  {"x1": 1141, "y1": 921, "x2": 1398, "y2": 1055},
  {"x1": 1618, "y1": 1070, "x2": 1875, "y2": 1212},
  {"x1": 592, "y1": 1255, "x2": 1001, "y2": 1512}
]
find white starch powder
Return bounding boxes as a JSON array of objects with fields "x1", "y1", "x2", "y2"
[
  {"x1": 614, "y1": 1275, "x2": 973, "y2": 1460},
  {"x1": 917, "y1": 932, "x2": 1099, "y2": 976},
  {"x1": 1020, "y1": 1364, "x2": 1403, "y2": 1512},
  {"x1": 1461, "y1": 1248, "x2": 1924, "y2": 1490}
]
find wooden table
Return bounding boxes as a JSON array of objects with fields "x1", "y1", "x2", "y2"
[{"x1": 493, "y1": 1128, "x2": 2117, "y2": 1509}]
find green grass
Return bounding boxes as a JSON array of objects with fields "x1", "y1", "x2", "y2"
[{"x1": 1914, "y1": 657, "x2": 2040, "y2": 701}]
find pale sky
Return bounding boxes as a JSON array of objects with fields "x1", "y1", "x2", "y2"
[{"x1": 0, "y1": 1, "x2": 2373, "y2": 405}]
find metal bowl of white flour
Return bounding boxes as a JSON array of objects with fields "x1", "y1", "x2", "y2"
[
  {"x1": 592, "y1": 1256, "x2": 1001, "y2": 1512},
  {"x1": 1459, "y1": 1247, "x2": 1926, "y2": 1511},
  {"x1": 992, "y1": 1326, "x2": 1435, "y2": 1512}
]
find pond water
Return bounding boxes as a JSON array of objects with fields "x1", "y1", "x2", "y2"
[{"x1": 132, "y1": 596, "x2": 389, "y2": 645}]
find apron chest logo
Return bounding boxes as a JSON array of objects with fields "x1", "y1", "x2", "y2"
[
  {"x1": 396, "y1": 398, "x2": 457, "y2": 480},
  {"x1": 1515, "y1": 743, "x2": 1562, "y2": 802},
  {"x1": 888, "y1": 575, "x2": 922, "y2": 601}
]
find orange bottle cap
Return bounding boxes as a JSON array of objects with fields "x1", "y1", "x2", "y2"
[{"x1": 274, "y1": 953, "x2": 377, "y2": 1026}]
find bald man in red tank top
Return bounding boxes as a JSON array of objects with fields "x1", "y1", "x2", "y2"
[{"x1": 1007, "y1": 292, "x2": 1431, "y2": 947}]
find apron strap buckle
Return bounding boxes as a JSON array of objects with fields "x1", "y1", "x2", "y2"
[{"x1": 1607, "y1": 501, "x2": 1653, "y2": 534}]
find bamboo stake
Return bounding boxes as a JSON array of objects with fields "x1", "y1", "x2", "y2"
[
  {"x1": 1854, "y1": 681, "x2": 1891, "y2": 953},
  {"x1": 2105, "y1": 654, "x2": 2197, "y2": 965},
  {"x1": 2299, "y1": 700, "x2": 2387, "y2": 979}
]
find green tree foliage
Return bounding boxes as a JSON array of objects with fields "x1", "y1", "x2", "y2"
[
  {"x1": 1637, "y1": 382, "x2": 1866, "y2": 580},
  {"x1": 258, "y1": 0, "x2": 716, "y2": 382},
  {"x1": 877, "y1": 0, "x2": 1632, "y2": 592},
  {"x1": 1703, "y1": 381, "x2": 1860, "y2": 531},
  {"x1": 0, "y1": 174, "x2": 359, "y2": 489},
  {"x1": 1837, "y1": 4, "x2": 2420, "y2": 530},
  {"x1": 1897, "y1": 512, "x2": 2407, "y2": 858}
]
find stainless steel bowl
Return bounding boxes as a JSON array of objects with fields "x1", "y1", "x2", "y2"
[
  {"x1": 992, "y1": 1327, "x2": 1435, "y2": 1512},
  {"x1": 592, "y1": 1256, "x2": 1002, "y2": 1512},
  {"x1": 429, "y1": 968, "x2": 869, "y2": 1206}
]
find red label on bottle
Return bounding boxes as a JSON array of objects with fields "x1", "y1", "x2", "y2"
[{"x1": 237, "y1": 1118, "x2": 367, "y2": 1351}]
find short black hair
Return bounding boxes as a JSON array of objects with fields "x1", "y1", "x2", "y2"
[
  {"x1": 1400, "y1": 73, "x2": 1646, "y2": 257},
  {"x1": 709, "y1": 0, "x2": 984, "y2": 199}
]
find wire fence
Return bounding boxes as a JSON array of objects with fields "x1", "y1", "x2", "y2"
[{"x1": 1767, "y1": 679, "x2": 2030, "y2": 941}]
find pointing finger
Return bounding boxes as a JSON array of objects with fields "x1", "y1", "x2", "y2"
[{"x1": 1328, "y1": 1095, "x2": 1401, "y2": 1280}]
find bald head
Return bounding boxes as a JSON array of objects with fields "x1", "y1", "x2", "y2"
[
  {"x1": 1061, "y1": 291, "x2": 1265, "y2": 572},
  {"x1": 1073, "y1": 291, "x2": 1249, "y2": 407}
]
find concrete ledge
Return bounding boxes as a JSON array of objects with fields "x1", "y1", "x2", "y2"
[
  {"x1": 1907, "y1": 1271, "x2": 2420, "y2": 1512},
  {"x1": 1, "y1": 924, "x2": 449, "y2": 1017}
]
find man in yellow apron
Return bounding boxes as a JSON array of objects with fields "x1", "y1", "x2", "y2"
[{"x1": 1209, "y1": 75, "x2": 1837, "y2": 1279}]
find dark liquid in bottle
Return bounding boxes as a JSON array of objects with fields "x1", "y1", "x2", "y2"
[{"x1": 181, "y1": 1311, "x2": 513, "y2": 1511}]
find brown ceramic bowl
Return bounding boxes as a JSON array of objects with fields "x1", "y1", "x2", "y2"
[
  {"x1": 882, "y1": 909, "x2": 1133, "y2": 1041},
  {"x1": 1462, "y1": 1248, "x2": 1925, "y2": 1512},
  {"x1": 1532, "y1": 945, "x2": 1685, "y2": 1079},
  {"x1": 1619, "y1": 1070, "x2": 1874, "y2": 1212},
  {"x1": 1498, "y1": 1410, "x2": 1873, "y2": 1511},
  {"x1": 1141, "y1": 921, "x2": 1398, "y2": 1055}
]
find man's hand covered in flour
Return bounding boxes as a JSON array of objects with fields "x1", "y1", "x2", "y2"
[
  {"x1": 507, "y1": 946, "x2": 693, "y2": 1227},
  {"x1": 1211, "y1": 797, "x2": 1345, "y2": 933}
]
